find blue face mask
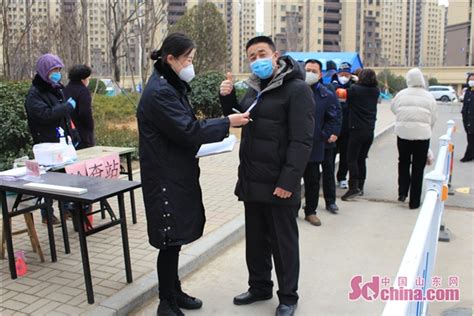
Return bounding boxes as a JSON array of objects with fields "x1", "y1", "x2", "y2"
[
  {"x1": 49, "y1": 71, "x2": 62, "y2": 83},
  {"x1": 250, "y1": 57, "x2": 274, "y2": 80}
]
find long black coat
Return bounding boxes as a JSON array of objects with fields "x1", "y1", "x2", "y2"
[
  {"x1": 64, "y1": 81, "x2": 95, "y2": 149},
  {"x1": 462, "y1": 89, "x2": 474, "y2": 134},
  {"x1": 220, "y1": 56, "x2": 315, "y2": 206},
  {"x1": 24, "y1": 75, "x2": 74, "y2": 144},
  {"x1": 137, "y1": 61, "x2": 229, "y2": 249}
]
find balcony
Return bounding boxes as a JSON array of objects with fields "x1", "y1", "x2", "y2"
[
  {"x1": 324, "y1": 23, "x2": 341, "y2": 32},
  {"x1": 325, "y1": 2, "x2": 341, "y2": 10}
]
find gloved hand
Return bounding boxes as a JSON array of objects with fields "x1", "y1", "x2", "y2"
[{"x1": 67, "y1": 97, "x2": 76, "y2": 109}]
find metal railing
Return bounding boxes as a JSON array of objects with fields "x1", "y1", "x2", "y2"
[{"x1": 382, "y1": 120, "x2": 455, "y2": 316}]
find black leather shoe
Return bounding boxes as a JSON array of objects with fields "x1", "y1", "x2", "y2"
[
  {"x1": 233, "y1": 291, "x2": 272, "y2": 305},
  {"x1": 326, "y1": 203, "x2": 339, "y2": 214},
  {"x1": 157, "y1": 299, "x2": 184, "y2": 316},
  {"x1": 177, "y1": 291, "x2": 202, "y2": 310},
  {"x1": 275, "y1": 303, "x2": 297, "y2": 316}
]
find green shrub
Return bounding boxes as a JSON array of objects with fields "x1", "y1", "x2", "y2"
[
  {"x1": 190, "y1": 71, "x2": 225, "y2": 118},
  {"x1": 94, "y1": 121, "x2": 139, "y2": 159},
  {"x1": 88, "y1": 78, "x2": 107, "y2": 95},
  {"x1": 0, "y1": 81, "x2": 34, "y2": 170},
  {"x1": 92, "y1": 94, "x2": 139, "y2": 122}
]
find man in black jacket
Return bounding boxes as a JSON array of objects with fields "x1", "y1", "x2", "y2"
[
  {"x1": 302, "y1": 59, "x2": 339, "y2": 226},
  {"x1": 219, "y1": 36, "x2": 314, "y2": 316}
]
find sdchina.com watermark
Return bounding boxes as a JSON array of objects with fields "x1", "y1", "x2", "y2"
[{"x1": 348, "y1": 275, "x2": 460, "y2": 302}]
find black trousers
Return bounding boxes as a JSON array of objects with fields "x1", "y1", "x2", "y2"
[
  {"x1": 347, "y1": 130, "x2": 374, "y2": 183},
  {"x1": 336, "y1": 132, "x2": 349, "y2": 182},
  {"x1": 322, "y1": 147, "x2": 337, "y2": 205},
  {"x1": 303, "y1": 161, "x2": 321, "y2": 215},
  {"x1": 244, "y1": 202, "x2": 299, "y2": 305},
  {"x1": 157, "y1": 245, "x2": 182, "y2": 300},
  {"x1": 397, "y1": 137, "x2": 430, "y2": 208},
  {"x1": 462, "y1": 132, "x2": 474, "y2": 160}
]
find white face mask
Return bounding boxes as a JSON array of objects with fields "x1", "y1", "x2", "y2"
[
  {"x1": 178, "y1": 64, "x2": 195, "y2": 83},
  {"x1": 305, "y1": 72, "x2": 319, "y2": 85},
  {"x1": 468, "y1": 80, "x2": 474, "y2": 87},
  {"x1": 338, "y1": 76, "x2": 350, "y2": 85}
]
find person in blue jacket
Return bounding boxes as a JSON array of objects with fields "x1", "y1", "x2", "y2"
[{"x1": 302, "y1": 59, "x2": 339, "y2": 226}]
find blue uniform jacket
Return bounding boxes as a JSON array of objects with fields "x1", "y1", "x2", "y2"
[{"x1": 308, "y1": 83, "x2": 339, "y2": 162}]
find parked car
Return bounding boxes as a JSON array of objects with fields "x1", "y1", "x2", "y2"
[{"x1": 428, "y1": 85, "x2": 458, "y2": 103}]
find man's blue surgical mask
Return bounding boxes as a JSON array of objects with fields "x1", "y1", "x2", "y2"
[
  {"x1": 49, "y1": 71, "x2": 62, "y2": 83},
  {"x1": 250, "y1": 58, "x2": 274, "y2": 80}
]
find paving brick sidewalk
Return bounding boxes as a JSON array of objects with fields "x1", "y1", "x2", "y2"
[{"x1": 0, "y1": 103, "x2": 395, "y2": 315}]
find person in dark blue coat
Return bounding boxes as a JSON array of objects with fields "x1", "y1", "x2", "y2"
[
  {"x1": 137, "y1": 33, "x2": 250, "y2": 316},
  {"x1": 461, "y1": 73, "x2": 474, "y2": 162},
  {"x1": 302, "y1": 60, "x2": 339, "y2": 226}
]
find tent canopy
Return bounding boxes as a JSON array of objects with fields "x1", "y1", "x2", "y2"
[{"x1": 284, "y1": 52, "x2": 364, "y2": 72}]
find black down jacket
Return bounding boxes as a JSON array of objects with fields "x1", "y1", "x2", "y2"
[
  {"x1": 24, "y1": 75, "x2": 75, "y2": 144},
  {"x1": 137, "y1": 61, "x2": 230, "y2": 249},
  {"x1": 462, "y1": 89, "x2": 474, "y2": 134},
  {"x1": 220, "y1": 56, "x2": 315, "y2": 206}
]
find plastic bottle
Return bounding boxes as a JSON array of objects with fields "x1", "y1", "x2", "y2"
[
  {"x1": 15, "y1": 251, "x2": 27, "y2": 277},
  {"x1": 65, "y1": 136, "x2": 77, "y2": 161}
]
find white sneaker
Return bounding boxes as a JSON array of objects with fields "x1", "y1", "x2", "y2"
[{"x1": 338, "y1": 180, "x2": 348, "y2": 189}]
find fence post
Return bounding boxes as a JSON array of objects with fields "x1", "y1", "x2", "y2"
[
  {"x1": 446, "y1": 120, "x2": 456, "y2": 196},
  {"x1": 436, "y1": 135, "x2": 452, "y2": 242}
]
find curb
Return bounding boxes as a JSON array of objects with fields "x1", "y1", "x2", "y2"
[{"x1": 87, "y1": 122, "x2": 395, "y2": 316}]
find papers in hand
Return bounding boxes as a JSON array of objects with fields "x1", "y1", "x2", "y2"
[{"x1": 196, "y1": 135, "x2": 237, "y2": 158}]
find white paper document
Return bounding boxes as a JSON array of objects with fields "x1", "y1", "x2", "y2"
[{"x1": 196, "y1": 135, "x2": 237, "y2": 158}]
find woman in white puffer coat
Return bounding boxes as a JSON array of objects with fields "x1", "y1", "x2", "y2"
[{"x1": 391, "y1": 68, "x2": 437, "y2": 209}]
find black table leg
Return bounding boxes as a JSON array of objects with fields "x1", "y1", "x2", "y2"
[
  {"x1": 126, "y1": 153, "x2": 137, "y2": 224},
  {"x1": 58, "y1": 201, "x2": 70, "y2": 254},
  {"x1": 75, "y1": 202, "x2": 94, "y2": 304},
  {"x1": 118, "y1": 193, "x2": 132, "y2": 283},
  {"x1": 44, "y1": 198, "x2": 57, "y2": 262},
  {"x1": 1, "y1": 191, "x2": 16, "y2": 279}
]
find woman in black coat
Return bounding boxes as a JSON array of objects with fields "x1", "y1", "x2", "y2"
[
  {"x1": 64, "y1": 64, "x2": 94, "y2": 149},
  {"x1": 461, "y1": 73, "x2": 474, "y2": 162},
  {"x1": 137, "y1": 33, "x2": 249, "y2": 316},
  {"x1": 341, "y1": 69, "x2": 380, "y2": 200}
]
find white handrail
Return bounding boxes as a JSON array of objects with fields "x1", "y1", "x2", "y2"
[{"x1": 382, "y1": 121, "x2": 454, "y2": 316}]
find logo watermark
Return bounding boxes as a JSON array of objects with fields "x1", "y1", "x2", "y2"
[{"x1": 348, "y1": 275, "x2": 460, "y2": 302}]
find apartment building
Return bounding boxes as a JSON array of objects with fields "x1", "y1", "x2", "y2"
[{"x1": 445, "y1": 0, "x2": 473, "y2": 66}]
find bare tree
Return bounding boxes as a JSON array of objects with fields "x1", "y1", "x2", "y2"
[
  {"x1": 105, "y1": 0, "x2": 145, "y2": 83},
  {"x1": 136, "y1": 0, "x2": 166, "y2": 86}
]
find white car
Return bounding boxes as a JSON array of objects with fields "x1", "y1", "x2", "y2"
[{"x1": 428, "y1": 85, "x2": 458, "y2": 103}]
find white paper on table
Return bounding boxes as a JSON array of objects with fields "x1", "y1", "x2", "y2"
[
  {"x1": 0, "y1": 167, "x2": 46, "y2": 181},
  {"x1": 196, "y1": 135, "x2": 237, "y2": 158}
]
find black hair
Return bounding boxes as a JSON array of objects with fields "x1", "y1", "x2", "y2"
[
  {"x1": 466, "y1": 72, "x2": 474, "y2": 83},
  {"x1": 358, "y1": 69, "x2": 378, "y2": 87},
  {"x1": 245, "y1": 35, "x2": 276, "y2": 52},
  {"x1": 150, "y1": 32, "x2": 195, "y2": 62},
  {"x1": 305, "y1": 59, "x2": 322, "y2": 70},
  {"x1": 68, "y1": 64, "x2": 92, "y2": 81}
]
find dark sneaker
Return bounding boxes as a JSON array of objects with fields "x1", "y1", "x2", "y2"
[
  {"x1": 177, "y1": 291, "x2": 202, "y2": 310},
  {"x1": 157, "y1": 299, "x2": 184, "y2": 316},
  {"x1": 341, "y1": 189, "x2": 361, "y2": 201}
]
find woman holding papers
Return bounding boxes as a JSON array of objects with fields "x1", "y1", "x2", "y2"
[{"x1": 137, "y1": 32, "x2": 249, "y2": 316}]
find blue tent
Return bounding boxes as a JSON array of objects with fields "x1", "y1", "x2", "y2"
[
  {"x1": 284, "y1": 52, "x2": 363, "y2": 72},
  {"x1": 285, "y1": 52, "x2": 363, "y2": 84}
]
